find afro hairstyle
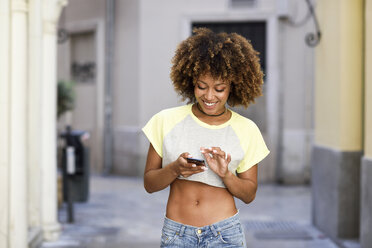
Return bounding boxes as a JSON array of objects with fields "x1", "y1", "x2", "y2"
[{"x1": 170, "y1": 27, "x2": 264, "y2": 108}]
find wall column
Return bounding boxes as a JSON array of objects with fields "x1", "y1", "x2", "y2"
[
  {"x1": 312, "y1": 0, "x2": 363, "y2": 240},
  {"x1": 0, "y1": 0, "x2": 11, "y2": 247},
  {"x1": 28, "y1": 0, "x2": 44, "y2": 246},
  {"x1": 9, "y1": 0, "x2": 29, "y2": 247},
  {"x1": 41, "y1": 0, "x2": 66, "y2": 241},
  {"x1": 361, "y1": 0, "x2": 372, "y2": 247}
]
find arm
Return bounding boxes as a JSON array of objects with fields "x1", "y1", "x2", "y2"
[
  {"x1": 201, "y1": 147, "x2": 258, "y2": 204},
  {"x1": 222, "y1": 165, "x2": 258, "y2": 204},
  {"x1": 144, "y1": 144, "x2": 206, "y2": 193}
]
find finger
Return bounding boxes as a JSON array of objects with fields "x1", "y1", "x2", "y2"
[
  {"x1": 181, "y1": 162, "x2": 195, "y2": 169},
  {"x1": 189, "y1": 167, "x2": 207, "y2": 174},
  {"x1": 200, "y1": 147, "x2": 213, "y2": 153},
  {"x1": 201, "y1": 150, "x2": 212, "y2": 163},
  {"x1": 187, "y1": 165, "x2": 208, "y2": 171},
  {"x1": 186, "y1": 164, "x2": 203, "y2": 171},
  {"x1": 180, "y1": 152, "x2": 192, "y2": 158},
  {"x1": 179, "y1": 153, "x2": 194, "y2": 166},
  {"x1": 210, "y1": 147, "x2": 222, "y2": 151},
  {"x1": 181, "y1": 167, "x2": 206, "y2": 177},
  {"x1": 201, "y1": 147, "x2": 226, "y2": 159},
  {"x1": 211, "y1": 149, "x2": 226, "y2": 158},
  {"x1": 200, "y1": 148, "x2": 214, "y2": 159},
  {"x1": 210, "y1": 150, "x2": 224, "y2": 164},
  {"x1": 181, "y1": 162, "x2": 203, "y2": 170},
  {"x1": 226, "y1": 153, "x2": 231, "y2": 163},
  {"x1": 214, "y1": 153, "x2": 226, "y2": 165}
]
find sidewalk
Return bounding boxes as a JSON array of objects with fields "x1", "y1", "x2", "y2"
[{"x1": 42, "y1": 175, "x2": 341, "y2": 248}]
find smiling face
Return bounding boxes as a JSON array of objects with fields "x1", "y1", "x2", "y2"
[{"x1": 194, "y1": 73, "x2": 230, "y2": 116}]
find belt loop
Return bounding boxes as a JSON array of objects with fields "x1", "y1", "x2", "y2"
[
  {"x1": 179, "y1": 225, "x2": 186, "y2": 237},
  {"x1": 209, "y1": 224, "x2": 218, "y2": 237}
]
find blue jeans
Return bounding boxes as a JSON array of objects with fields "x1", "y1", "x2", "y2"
[{"x1": 160, "y1": 212, "x2": 246, "y2": 248}]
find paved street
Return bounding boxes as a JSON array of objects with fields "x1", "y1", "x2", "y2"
[{"x1": 41, "y1": 176, "x2": 349, "y2": 248}]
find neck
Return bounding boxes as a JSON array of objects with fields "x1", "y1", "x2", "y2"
[{"x1": 196, "y1": 103, "x2": 226, "y2": 117}]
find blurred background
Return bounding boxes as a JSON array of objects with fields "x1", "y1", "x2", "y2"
[{"x1": 0, "y1": 0, "x2": 371, "y2": 247}]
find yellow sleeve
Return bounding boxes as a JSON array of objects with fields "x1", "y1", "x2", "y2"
[
  {"x1": 142, "y1": 105, "x2": 190, "y2": 158},
  {"x1": 142, "y1": 112, "x2": 164, "y2": 157},
  {"x1": 235, "y1": 121, "x2": 270, "y2": 173}
]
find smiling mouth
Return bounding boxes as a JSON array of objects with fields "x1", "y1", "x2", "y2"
[{"x1": 203, "y1": 101, "x2": 217, "y2": 107}]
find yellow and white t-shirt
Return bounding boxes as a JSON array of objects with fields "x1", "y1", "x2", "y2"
[{"x1": 142, "y1": 104, "x2": 270, "y2": 188}]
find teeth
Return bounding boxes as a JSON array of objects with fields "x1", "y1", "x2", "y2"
[{"x1": 204, "y1": 102, "x2": 216, "y2": 106}]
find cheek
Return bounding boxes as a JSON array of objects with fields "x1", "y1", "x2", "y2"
[
  {"x1": 194, "y1": 87, "x2": 202, "y2": 98},
  {"x1": 219, "y1": 90, "x2": 230, "y2": 101}
]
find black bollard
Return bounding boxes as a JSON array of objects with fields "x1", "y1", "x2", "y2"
[{"x1": 65, "y1": 126, "x2": 75, "y2": 223}]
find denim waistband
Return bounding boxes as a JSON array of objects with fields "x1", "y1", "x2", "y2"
[{"x1": 163, "y1": 211, "x2": 241, "y2": 237}]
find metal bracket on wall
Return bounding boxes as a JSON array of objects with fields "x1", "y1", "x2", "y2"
[
  {"x1": 58, "y1": 28, "x2": 70, "y2": 44},
  {"x1": 305, "y1": 0, "x2": 321, "y2": 47}
]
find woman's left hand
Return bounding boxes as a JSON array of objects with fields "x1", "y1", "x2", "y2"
[{"x1": 200, "y1": 147, "x2": 231, "y2": 178}]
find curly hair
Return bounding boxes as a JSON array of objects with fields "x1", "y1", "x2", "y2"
[{"x1": 170, "y1": 28, "x2": 264, "y2": 108}]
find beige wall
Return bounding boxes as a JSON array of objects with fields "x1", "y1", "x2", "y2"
[
  {"x1": 315, "y1": 0, "x2": 363, "y2": 151},
  {"x1": 57, "y1": 0, "x2": 106, "y2": 172},
  {"x1": 62, "y1": 0, "x2": 105, "y2": 22},
  {"x1": 366, "y1": 0, "x2": 372, "y2": 158},
  {"x1": 113, "y1": 0, "x2": 140, "y2": 127},
  {"x1": 280, "y1": 0, "x2": 314, "y2": 130},
  {"x1": 278, "y1": 0, "x2": 315, "y2": 183}
]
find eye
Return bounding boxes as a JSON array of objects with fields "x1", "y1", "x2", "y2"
[
  {"x1": 215, "y1": 88, "x2": 226, "y2": 93},
  {"x1": 197, "y1": 85, "x2": 206, "y2": 90}
]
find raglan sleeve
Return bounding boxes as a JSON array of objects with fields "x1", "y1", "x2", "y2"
[
  {"x1": 142, "y1": 111, "x2": 164, "y2": 158},
  {"x1": 236, "y1": 122, "x2": 270, "y2": 173}
]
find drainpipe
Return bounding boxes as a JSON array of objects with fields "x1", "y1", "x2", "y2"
[{"x1": 104, "y1": 0, "x2": 114, "y2": 174}]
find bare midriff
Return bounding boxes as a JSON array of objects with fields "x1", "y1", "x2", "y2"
[{"x1": 166, "y1": 179, "x2": 237, "y2": 227}]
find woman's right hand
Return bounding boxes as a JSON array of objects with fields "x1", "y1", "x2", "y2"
[{"x1": 172, "y1": 153, "x2": 207, "y2": 178}]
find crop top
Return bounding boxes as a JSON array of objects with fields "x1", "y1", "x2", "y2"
[{"x1": 142, "y1": 104, "x2": 270, "y2": 188}]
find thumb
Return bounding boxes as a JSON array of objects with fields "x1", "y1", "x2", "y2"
[
  {"x1": 226, "y1": 153, "x2": 231, "y2": 164},
  {"x1": 181, "y1": 152, "x2": 192, "y2": 158}
]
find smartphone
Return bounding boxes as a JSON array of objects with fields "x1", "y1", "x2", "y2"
[{"x1": 186, "y1": 157, "x2": 205, "y2": 165}]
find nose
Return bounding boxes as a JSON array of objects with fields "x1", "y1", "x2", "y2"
[{"x1": 205, "y1": 89, "x2": 214, "y2": 100}]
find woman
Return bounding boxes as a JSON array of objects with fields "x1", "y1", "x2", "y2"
[{"x1": 142, "y1": 28, "x2": 269, "y2": 248}]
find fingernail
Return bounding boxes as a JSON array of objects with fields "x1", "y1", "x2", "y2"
[
  {"x1": 202, "y1": 166, "x2": 208, "y2": 170},
  {"x1": 188, "y1": 154, "x2": 192, "y2": 158},
  {"x1": 192, "y1": 164, "x2": 196, "y2": 167},
  {"x1": 213, "y1": 150, "x2": 217, "y2": 153}
]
